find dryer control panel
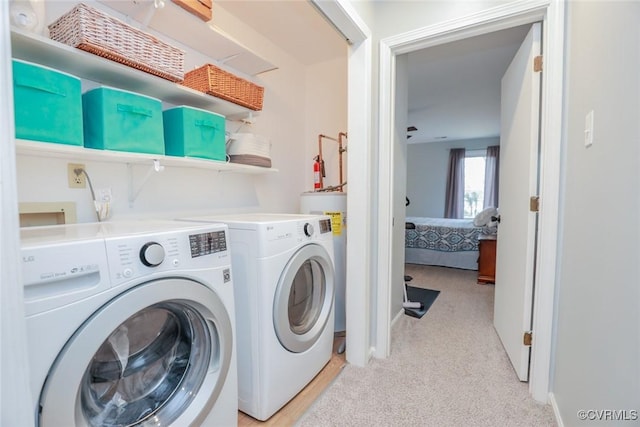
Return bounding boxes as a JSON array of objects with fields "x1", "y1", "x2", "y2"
[
  {"x1": 295, "y1": 218, "x2": 332, "y2": 241},
  {"x1": 302, "y1": 219, "x2": 331, "y2": 236},
  {"x1": 318, "y1": 218, "x2": 332, "y2": 234}
]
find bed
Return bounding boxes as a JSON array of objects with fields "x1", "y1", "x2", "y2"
[{"x1": 404, "y1": 217, "x2": 484, "y2": 270}]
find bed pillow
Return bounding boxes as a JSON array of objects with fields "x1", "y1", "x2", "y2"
[{"x1": 474, "y1": 207, "x2": 498, "y2": 227}]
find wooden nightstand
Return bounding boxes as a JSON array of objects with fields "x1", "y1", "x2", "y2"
[{"x1": 477, "y1": 235, "x2": 497, "y2": 284}]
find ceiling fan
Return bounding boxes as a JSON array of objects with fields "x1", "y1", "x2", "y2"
[{"x1": 407, "y1": 126, "x2": 417, "y2": 139}]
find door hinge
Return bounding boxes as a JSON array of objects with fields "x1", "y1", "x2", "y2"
[
  {"x1": 523, "y1": 331, "x2": 533, "y2": 346},
  {"x1": 534, "y1": 55, "x2": 543, "y2": 72},
  {"x1": 530, "y1": 196, "x2": 540, "y2": 212}
]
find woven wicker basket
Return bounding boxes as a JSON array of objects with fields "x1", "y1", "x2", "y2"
[
  {"x1": 182, "y1": 64, "x2": 264, "y2": 111},
  {"x1": 48, "y1": 3, "x2": 184, "y2": 82}
]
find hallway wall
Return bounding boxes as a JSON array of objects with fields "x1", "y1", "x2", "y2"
[{"x1": 552, "y1": 1, "x2": 640, "y2": 424}]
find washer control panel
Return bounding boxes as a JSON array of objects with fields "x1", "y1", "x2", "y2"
[
  {"x1": 105, "y1": 226, "x2": 230, "y2": 286},
  {"x1": 189, "y1": 230, "x2": 227, "y2": 257}
]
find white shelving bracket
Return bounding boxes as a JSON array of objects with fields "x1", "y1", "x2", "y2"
[{"x1": 128, "y1": 159, "x2": 165, "y2": 207}]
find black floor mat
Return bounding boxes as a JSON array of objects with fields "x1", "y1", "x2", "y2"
[{"x1": 404, "y1": 286, "x2": 440, "y2": 319}]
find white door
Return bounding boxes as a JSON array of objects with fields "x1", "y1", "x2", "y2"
[{"x1": 493, "y1": 22, "x2": 541, "y2": 382}]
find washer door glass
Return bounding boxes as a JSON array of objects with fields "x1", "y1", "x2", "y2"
[
  {"x1": 274, "y1": 244, "x2": 335, "y2": 353},
  {"x1": 81, "y1": 302, "x2": 209, "y2": 426},
  {"x1": 38, "y1": 279, "x2": 232, "y2": 427}
]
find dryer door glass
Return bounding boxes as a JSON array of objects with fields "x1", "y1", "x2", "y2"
[
  {"x1": 289, "y1": 259, "x2": 325, "y2": 334},
  {"x1": 80, "y1": 301, "x2": 211, "y2": 427},
  {"x1": 274, "y1": 244, "x2": 335, "y2": 353}
]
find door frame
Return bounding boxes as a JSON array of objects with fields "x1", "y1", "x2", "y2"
[
  {"x1": 376, "y1": 0, "x2": 565, "y2": 402},
  {"x1": 311, "y1": 0, "x2": 373, "y2": 368},
  {"x1": 0, "y1": 1, "x2": 32, "y2": 423}
]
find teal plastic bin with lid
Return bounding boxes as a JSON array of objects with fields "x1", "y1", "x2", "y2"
[
  {"x1": 82, "y1": 87, "x2": 164, "y2": 154},
  {"x1": 163, "y1": 106, "x2": 226, "y2": 161},
  {"x1": 12, "y1": 59, "x2": 83, "y2": 145}
]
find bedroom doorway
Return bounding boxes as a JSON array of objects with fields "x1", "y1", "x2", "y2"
[
  {"x1": 404, "y1": 21, "x2": 543, "y2": 382},
  {"x1": 403, "y1": 21, "x2": 540, "y2": 383},
  {"x1": 377, "y1": 1, "x2": 565, "y2": 402},
  {"x1": 403, "y1": 21, "x2": 536, "y2": 363}
]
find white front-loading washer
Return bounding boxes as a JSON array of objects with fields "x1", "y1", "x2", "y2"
[
  {"x1": 178, "y1": 213, "x2": 335, "y2": 421},
  {"x1": 20, "y1": 220, "x2": 237, "y2": 427}
]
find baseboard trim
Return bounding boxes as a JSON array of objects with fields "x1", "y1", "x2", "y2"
[
  {"x1": 370, "y1": 309, "x2": 404, "y2": 359},
  {"x1": 391, "y1": 308, "x2": 404, "y2": 328},
  {"x1": 368, "y1": 346, "x2": 375, "y2": 361},
  {"x1": 549, "y1": 392, "x2": 564, "y2": 427}
]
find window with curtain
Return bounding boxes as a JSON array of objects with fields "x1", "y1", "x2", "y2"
[
  {"x1": 445, "y1": 145, "x2": 500, "y2": 219},
  {"x1": 444, "y1": 148, "x2": 465, "y2": 218},
  {"x1": 463, "y1": 150, "x2": 485, "y2": 218},
  {"x1": 483, "y1": 145, "x2": 500, "y2": 209}
]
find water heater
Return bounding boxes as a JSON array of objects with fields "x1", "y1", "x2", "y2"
[{"x1": 300, "y1": 192, "x2": 347, "y2": 332}]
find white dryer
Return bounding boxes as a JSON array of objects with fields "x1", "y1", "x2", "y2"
[
  {"x1": 179, "y1": 213, "x2": 336, "y2": 421},
  {"x1": 20, "y1": 220, "x2": 237, "y2": 427}
]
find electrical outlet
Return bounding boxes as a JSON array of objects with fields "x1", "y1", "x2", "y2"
[{"x1": 68, "y1": 163, "x2": 86, "y2": 188}]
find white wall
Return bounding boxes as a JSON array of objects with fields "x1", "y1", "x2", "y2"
[
  {"x1": 15, "y1": 1, "x2": 346, "y2": 223},
  {"x1": 406, "y1": 137, "x2": 499, "y2": 218},
  {"x1": 213, "y1": 3, "x2": 348, "y2": 210},
  {"x1": 551, "y1": 1, "x2": 640, "y2": 424},
  {"x1": 304, "y1": 56, "x2": 348, "y2": 194}
]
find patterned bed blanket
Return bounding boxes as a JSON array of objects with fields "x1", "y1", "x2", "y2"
[{"x1": 405, "y1": 217, "x2": 483, "y2": 252}]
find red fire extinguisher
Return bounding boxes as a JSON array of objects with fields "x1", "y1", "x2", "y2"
[{"x1": 313, "y1": 156, "x2": 322, "y2": 190}]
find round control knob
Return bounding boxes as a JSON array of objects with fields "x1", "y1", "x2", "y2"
[
  {"x1": 303, "y1": 223, "x2": 314, "y2": 237},
  {"x1": 140, "y1": 242, "x2": 165, "y2": 267}
]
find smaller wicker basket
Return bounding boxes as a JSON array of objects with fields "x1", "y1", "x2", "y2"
[
  {"x1": 182, "y1": 64, "x2": 264, "y2": 111},
  {"x1": 48, "y1": 3, "x2": 184, "y2": 82}
]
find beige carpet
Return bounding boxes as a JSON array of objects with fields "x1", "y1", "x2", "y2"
[{"x1": 296, "y1": 265, "x2": 556, "y2": 427}]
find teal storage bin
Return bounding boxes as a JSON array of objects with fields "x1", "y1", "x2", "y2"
[
  {"x1": 12, "y1": 60, "x2": 83, "y2": 146},
  {"x1": 82, "y1": 87, "x2": 164, "y2": 154},
  {"x1": 163, "y1": 106, "x2": 226, "y2": 160}
]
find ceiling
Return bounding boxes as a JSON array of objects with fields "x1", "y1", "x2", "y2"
[
  {"x1": 406, "y1": 25, "x2": 531, "y2": 144},
  {"x1": 215, "y1": 0, "x2": 347, "y2": 66},
  {"x1": 217, "y1": 1, "x2": 531, "y2": 145}
]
